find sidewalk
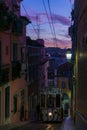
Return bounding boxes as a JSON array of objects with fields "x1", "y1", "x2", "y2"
[
  {"x1": 61, "y1": 116, "x2": 76, "y2": 130},
  {"x1": 0, "y1": 120, "x2": 30, "y2": 130}
]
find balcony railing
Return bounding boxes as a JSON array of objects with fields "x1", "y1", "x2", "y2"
[{"x1": 12, "y1": 61, "x2": 21, "y2": 80}]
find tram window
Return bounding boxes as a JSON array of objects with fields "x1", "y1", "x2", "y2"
[
  {"x1": 56, "y1": 94, "x2": 60, "y2": 107},
  {"x1": 47, "y1": 95, "x2": 54, "y2": 108},
  {"x1": 41, "y1": 94, "x2": 45, "y2": 108}
]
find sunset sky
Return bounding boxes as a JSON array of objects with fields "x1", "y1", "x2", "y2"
[{"x1": 21, "y1": 0, "x2": 74, "y2": 48}]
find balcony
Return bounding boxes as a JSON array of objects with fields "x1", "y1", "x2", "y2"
[
  {"x1": 0, "y1": 5, "x2": 11, "y2": 31},
  {"x1": 0, "y1": 65, "x2": 9, "y2": 86},
  {"x1": 12, "y1": 61, "x2": 21, "y2": 80},
  {"x1": 12, "y1": 19, "x2": 23, "y2": 35}
]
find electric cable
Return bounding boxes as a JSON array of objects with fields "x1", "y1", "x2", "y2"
[
  {"x1": 47, "y1": 0, "x2": 57, "y2": 47},
  {"x1": 22, "y1": 3, "x2": 38, "y2": 36},
  {"x1": 42, "y1": 0, "x2": 56, "y2": 39}
]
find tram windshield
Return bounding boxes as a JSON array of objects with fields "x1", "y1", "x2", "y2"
[
  {"x1": 56, "y1": 94, "x2": 60, "y2": 107},
  {"x1": 40, "y1": 94, "x2": 45, "y2": 107},
  {"x1": 40, "y1": 91, "x2": 61, "y2": 108},
  {"x1": 46, "y1": 94, "x2": 54, "y2": 108}
]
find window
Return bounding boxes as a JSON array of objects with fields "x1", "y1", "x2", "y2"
[
  {"x1": 63, "y1": 93, "x2": 69, "y2": 100},
  {"x1": 20, "y1": 90, "x2": 25, "y2": 120},
  {"x1": 6, "y1": 46, "x2": 9, "y2": 55},
  {"x1": 61, "y1": 81, "x2": 66, "y2": 89},
  {"x1": 21, "y1": 47, "x2": 25, "y2": 63},
  {"x1": 48, "y1": 71, "x2": 54, "y2": 79},
  {"x1": 20, "y1": 90, "x2": 24, "y2": 106},
  {"x1": 40, "y1": 94, "x2": 45, "y2": 108},
  {"x1": 56, "y1": 94, "x2": 60, "y2": 107},
  {"x1": 13, "y1": 43, "x2": 18, "y2": 61},
  {"x1": 13, "y1": 94, "x2": 17, "y2": 114},
  {"x1": 47, "y1": 94, "x2": 54, "y2": 108},
  {"x1": 12, "y1": 20, "x2": 23, "y2": 35},
  {"x1": 5, "y1": 86, "x2": 10, "y2": 119}
]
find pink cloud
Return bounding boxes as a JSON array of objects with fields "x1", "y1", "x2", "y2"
[
  {"x1": 52, "y1": 14, "x2": 71, "y2": 26},
  {"x1": 69, "y1": 0, "x2": 74, "y2": 4},
  {"x1": 25, "y1": 13, "x2": 47, "y2": 24},
  {"x1": 28, "y1": 15, "x2": 42, "y2": 23},
  {"x1": 44, "y1": 38, "x2": 71, "y2": 49},
  {"x1": 23, "y1": 11, "x2": 71, "y2": 26},
  {"x1": 29, "y1": 28, "x2": 46, "y2": 33}
]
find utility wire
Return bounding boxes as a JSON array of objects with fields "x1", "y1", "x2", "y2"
[
  {"x1": 22, "y1": 3, "x2": 38, "y2": 36},
  {"x1": 47, "y1": 0, "x2": 57, "y2": 47},
  {"x1": 42, "y1": 0, "x2": 55, "y2": 39}
]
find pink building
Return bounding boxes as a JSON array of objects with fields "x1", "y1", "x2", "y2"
[{"x1": 0, "y1": 0, "x2": 30, "y2": 125}]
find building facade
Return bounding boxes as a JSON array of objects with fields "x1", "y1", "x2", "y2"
[
  {"x1": 57, "y1": 62, "x2": 72, "y2": 116},
  {"x1": 70, "y1": 0, "x2": 87, "y2": 129},
  {"x1": 26, "y1": 37, "x2": 49, "y2": 120},
  {"x1": 47, "y1": 58, "x2": 57, "y2": 87},
  {"x1": 0, "y1": 0, "x2": 30, "y2": 125}
]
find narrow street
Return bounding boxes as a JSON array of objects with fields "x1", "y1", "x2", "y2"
[
  {"x1": 1, "y1": 0, "x2": 87, "y2": 129},
  {"x1": 12, "y1": 121, "x2": 62, "y2": 130}
]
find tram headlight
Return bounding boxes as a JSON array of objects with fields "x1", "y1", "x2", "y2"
[{"x1": 48, "y1": 112, "x2": 52, "y2": 116}]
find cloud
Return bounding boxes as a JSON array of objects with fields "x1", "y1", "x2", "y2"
[
  {"x1": 45, "y1": 38, "x2": 72, "y2": 48},
  {"x1": 57, "y1": 32, "x2": 71, "y2": 39},
  {"x1": 29, "y1": 28, "x2": 46, "y2": 33},
  {"x1": 69, "y1": 0, "x2": 74, "y2": 4},
  {"x1": 28, "y1": 15, "x2": 42, "y2": 23},
  {"x1": 51, "y1": 14, "x2": 71, "y2": 26},
  {"x1": 23, "y1": 11, "x2": 71, "y2": 27},
  {"x1": 44, "y1": 39, "x2": 71, "y2": 49},
  {"x1": 23, "y1": 11, "x2": 71, "y2": 48},
  {"x1": 23, "y1": 11, "x2": 48, "y2": 24}
]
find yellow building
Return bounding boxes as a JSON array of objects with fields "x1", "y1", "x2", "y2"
[{"x1": 57, "y1": 62, "x2": 72, "y2": 116}]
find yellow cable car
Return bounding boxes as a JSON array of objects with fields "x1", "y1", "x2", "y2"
[{"x1": 40, "y1": 87, "x2": 63, "y2": 122}]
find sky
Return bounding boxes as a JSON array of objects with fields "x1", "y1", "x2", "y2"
[{"x1": 21, "y1": 0, "x2": 74, "y2": 49}]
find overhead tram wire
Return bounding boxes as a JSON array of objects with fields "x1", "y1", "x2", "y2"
[
  {"x1": 22, "y1": 3, "x2": 38, "y2": 37},
  {"x1": 47, "y1": 0, "x2": 57, "y2": 47},
  {"x1": 42, "y1": 0, "x2": 56, "y2": 40}
]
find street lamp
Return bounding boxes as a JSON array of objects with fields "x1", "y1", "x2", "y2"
[
  {"x1": 65, "y1": 48, "x2": 72, "y2": 116},
  {"x1": 66, "y1": 48, "x2": 72, "y2": 61}
]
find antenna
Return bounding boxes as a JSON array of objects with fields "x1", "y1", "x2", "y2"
[{"x1": 36, "y1": 15, "x2": 40, "y2": 39}]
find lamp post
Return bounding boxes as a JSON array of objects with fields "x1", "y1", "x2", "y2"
[
  {"x1": 65, "y1": 48, "x2": 73, "y2": 116},
  {"x1": 65, "y1": 48, "x2": 72, "y2": 62}
]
